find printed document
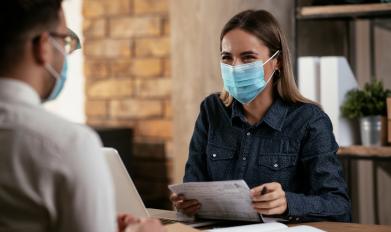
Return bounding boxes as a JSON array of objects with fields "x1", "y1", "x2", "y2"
[
  {"x1": 169, "y1": 180, "x2": 262, "y2": 222},
  {"x1": 206, "y1": 222, "x2": 325, "y2": 232}
]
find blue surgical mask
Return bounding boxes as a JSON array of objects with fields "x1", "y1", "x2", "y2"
[
  {"x1": 45, "y1": 58, "x2": 68, "y2": 101},
  {"x1": 44, "y1": 37, "x2": 68, "y2": 102},
  {"x1": 221, "y1": 50, "x2": 279, "y2": 104}
]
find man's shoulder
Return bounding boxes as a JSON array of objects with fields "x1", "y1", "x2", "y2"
[{"x1": 14, "y1": 105, "x2": 100, "y2": 155}]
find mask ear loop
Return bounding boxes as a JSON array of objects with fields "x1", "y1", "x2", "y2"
[
  {"x1": 263, "y1": 50, "x2": 280, "y2": 84},
  {"x1": 263, "y1": 50, "x2": 280, "y2": 65},
  {"x1": 49, "y1": 37, "x2": 67, "y2": 56}
]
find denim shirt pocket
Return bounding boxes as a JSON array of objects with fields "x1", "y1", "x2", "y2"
[
  {"x1": 206, "y1": 143, "x2": 236, "y2": 181},
  {"x1": 258, "y1": 154, "x2": 298, "y2": 188},
  {"x1": 258, "y1": 155, "x2": 296, "y2": 170}
]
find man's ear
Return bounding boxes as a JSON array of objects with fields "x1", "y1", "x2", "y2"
[{"x1": 32, "y1": 32, "x2": 51, "y2": 65}]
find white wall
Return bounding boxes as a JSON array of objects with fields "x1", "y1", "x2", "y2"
[{"x1": 45, "y1": 0, "x2": 85, "y2": 123}]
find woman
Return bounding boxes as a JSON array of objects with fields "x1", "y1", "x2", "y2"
[{"x1": 170, "y1": 10, "x2": 351, "y2": 222}]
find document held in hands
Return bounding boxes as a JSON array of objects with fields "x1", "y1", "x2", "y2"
[{"x1": 168, "y1": 180, "x2": 263, "y2": 222}]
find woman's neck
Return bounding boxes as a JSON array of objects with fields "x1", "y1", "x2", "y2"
[{"x1": 242, "y1": 89, "x2": 274, "y2": 125}]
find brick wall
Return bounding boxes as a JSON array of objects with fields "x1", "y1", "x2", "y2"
[{"x1": 82, "y1": 0, "x2": 172, "y2": 208}]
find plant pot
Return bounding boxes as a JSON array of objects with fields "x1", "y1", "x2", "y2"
[{"x1": 359, "y1": 116, "x2": 387, "y2": 146}]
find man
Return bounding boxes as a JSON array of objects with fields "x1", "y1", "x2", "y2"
[{"x1": 0, "y1": 1, "x2": 164, "y2": 232}]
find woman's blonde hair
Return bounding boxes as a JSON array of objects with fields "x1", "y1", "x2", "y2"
[{"x1": 219, "y1": 10, "x2": 315, "y2": 107}]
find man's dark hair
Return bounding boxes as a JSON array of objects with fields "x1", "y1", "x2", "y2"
[{"x1": 0, "y1": 0, "x2": 63, "y2": 72}]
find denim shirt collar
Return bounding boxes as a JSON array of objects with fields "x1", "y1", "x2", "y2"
[{"x1": 231, "y1": 97, "x2": 288, "y2": 131}]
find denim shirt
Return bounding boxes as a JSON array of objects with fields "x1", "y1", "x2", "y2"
[{"x1": 183, "y1": 93, "x2": 351, "y2": 223}]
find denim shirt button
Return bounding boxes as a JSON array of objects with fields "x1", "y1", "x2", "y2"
[
  {"x1": 242, "y1": 157, "x2": 247, "y2": 161},
  {"x1": 212, "y1": 153, "x2": 217, "y2": 158},
  {"x1": 273, "y1": 163, "x2": 279, "y2": 168},
  {"x1": 295, "y1": 217, "x2": 300, "y2": 221},
  {"x1": 246, "y1": 132, "x2": 251, "y2": 136}
]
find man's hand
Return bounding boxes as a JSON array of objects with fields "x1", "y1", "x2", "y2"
[
  {"x1": 170, "y1": 193, "x2": 201, "y2": 217},
  {"x1": 117, "y1": 214, "x2": 140, "y2": 232},
  {"x1": 124, "y1": 218, "x2": 165, "y2": 232},
  {"x1": 250, "y1": 182, "x2": 287, "y2": 215},
  {"x1": 117, "y1": 214, "x2": 165, "y2": 232}
]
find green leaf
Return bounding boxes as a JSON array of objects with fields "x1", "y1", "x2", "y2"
[{"x1": 341, "y1": 80, "x2": 390, "y2": 119}]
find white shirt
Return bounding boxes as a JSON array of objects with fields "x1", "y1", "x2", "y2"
[{"x1": 0, "y1": 79, "x2": 116, "y2": 232}]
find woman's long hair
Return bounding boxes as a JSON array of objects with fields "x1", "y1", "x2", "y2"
[{"x1": 219, "y1": 10, "x2": 314, "y2": 107}]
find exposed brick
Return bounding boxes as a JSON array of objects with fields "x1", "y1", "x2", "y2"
[
  {"x1": 87, "y1": 118, "x2": 136, "y2": 128},
  {"x1": 132, "y1": 58, "x2": 162, "y2": 77},
  {"x1": 84, "y1": 39, "x2": 132, "y2": 58},
  {"x1": 163, "y1": 58, "x2": 171, "y2": 77},
  {"x1": 135, "y1": 37, "x2": 170, "y2": 57},
  {"x1": 134, "y1": 0, "x2": 169, "y2": 14},
  {"x1": 83, "y1": 0, "x2": 105, "y2": 18},
  {"x1": 84, "y1": 0, "x2": 173, "y2": 198},
  {"x1": 135, "y1": 78, "x2": 171, "y2": 98},
  {"x1": 111, "y1": 60, "x2": 133, "y2": 77},
  {"x1": 87, "y1": 79, "x2": 133, "y2": 99},
  {"x1": 105, "y1": 0, "x2": 131, "y2": 15},
  {"x1": 85, "y1": 100, "x2": 108, "y2": 117},
  {"x1": 163, "y1": 18, "x2": 170, "y2": 35},
  {"x1": 137, "y1": 120, "x2": 172, "y2": 139},
  {"x1": 165, "y1": 140, "x2": 174, "y2": 158},
  {"x1": 110, "y1": 99, "x2": 162, "y2": 118},
  {"x1": 84, "y1": 60, "x2": 109, "y2": 79},
  {"x1": 83, "y1": 18, "x2": 106, "y2": 38},
  {"x1": 109, "y1": 16, "x2": 161, "y2": 38},
  {"x1": 164, "y1": 100, "x2": 172, "y2": 119}
]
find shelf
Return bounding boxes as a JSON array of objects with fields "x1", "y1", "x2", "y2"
[
  {"x1": 338, "y1": 145, "x2": 391, "y2": 158},
  {"x1": 297, "y1": 3, "x2": 391, "y2": 20}
]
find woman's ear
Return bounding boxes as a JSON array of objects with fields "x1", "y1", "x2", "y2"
[
  {"x1": 274, "y1": 54, "x2": 282, "y2": 71},
  {"x1": 32, "y1": 32, "x2": 51, "y2": 65}
]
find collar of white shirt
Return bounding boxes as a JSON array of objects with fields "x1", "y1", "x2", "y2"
[{"x1": 0, "y1": 78, "x2": 41, "y2": 106}]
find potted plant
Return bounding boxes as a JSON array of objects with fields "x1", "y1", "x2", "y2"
[{"x1": 341, "y1": 80, "x2": 391, "y2": 146}]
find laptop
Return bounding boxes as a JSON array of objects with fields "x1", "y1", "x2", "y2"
[{"x1": 102, "y1": 148, "x2": 216, "y2": 227}]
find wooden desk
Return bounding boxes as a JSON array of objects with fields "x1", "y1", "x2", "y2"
[
  {"x1": 300, "y1": 222, "x2": 391, "y2": 232},
  {"x1": 337, "y1": 146, "x2": 391, "y2": 224}
]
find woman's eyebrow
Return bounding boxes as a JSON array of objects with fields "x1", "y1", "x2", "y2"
[
  {"x1": 240, "y1": 51, "x2": 259, "y2": 56},
  {"x1": 220, "y1": 51, "x2": 231, "y2": 56}
]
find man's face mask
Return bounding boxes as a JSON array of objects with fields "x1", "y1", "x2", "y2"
[
  {"x1": 44, "y1": 37, "x2": 67, "y2": 102},
  {"x1": 220, "y1": 50, "x2": 280, "y2": 104},
  {"x1": 43, "y1": 29, "x2": 81, "y2": 102}
]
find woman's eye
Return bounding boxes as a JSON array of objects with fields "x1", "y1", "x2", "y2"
[
  {"x1": 221, "y1": 56, "x2": 232, "y2": 61},
  {"x1": 243, "y1": 56, "x2": 256, "y2": 62}
]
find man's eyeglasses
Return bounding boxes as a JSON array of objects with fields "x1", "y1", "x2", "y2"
[{"x1": 48, "y1": 28, "x2": 81, "y2": 55}]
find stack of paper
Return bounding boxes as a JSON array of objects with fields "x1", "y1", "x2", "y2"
[
  {"x1": 166, "y1": 222, "x2": 325, "y2": 232},
  {"x1": 206, "y1": 222, "x2": 325, "y2": 232}
]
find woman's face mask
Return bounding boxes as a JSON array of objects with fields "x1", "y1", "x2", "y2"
[{"x1": 220, "y1": 50, "x2": 279, "y2": 104}]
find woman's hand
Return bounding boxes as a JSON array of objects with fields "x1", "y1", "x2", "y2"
[
  {"x1": 250, "y1": 182, "x2": 287, "y2": 215},
  {"x1": 169, "y1": 193, "x2": 201, "y2": 217}
]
